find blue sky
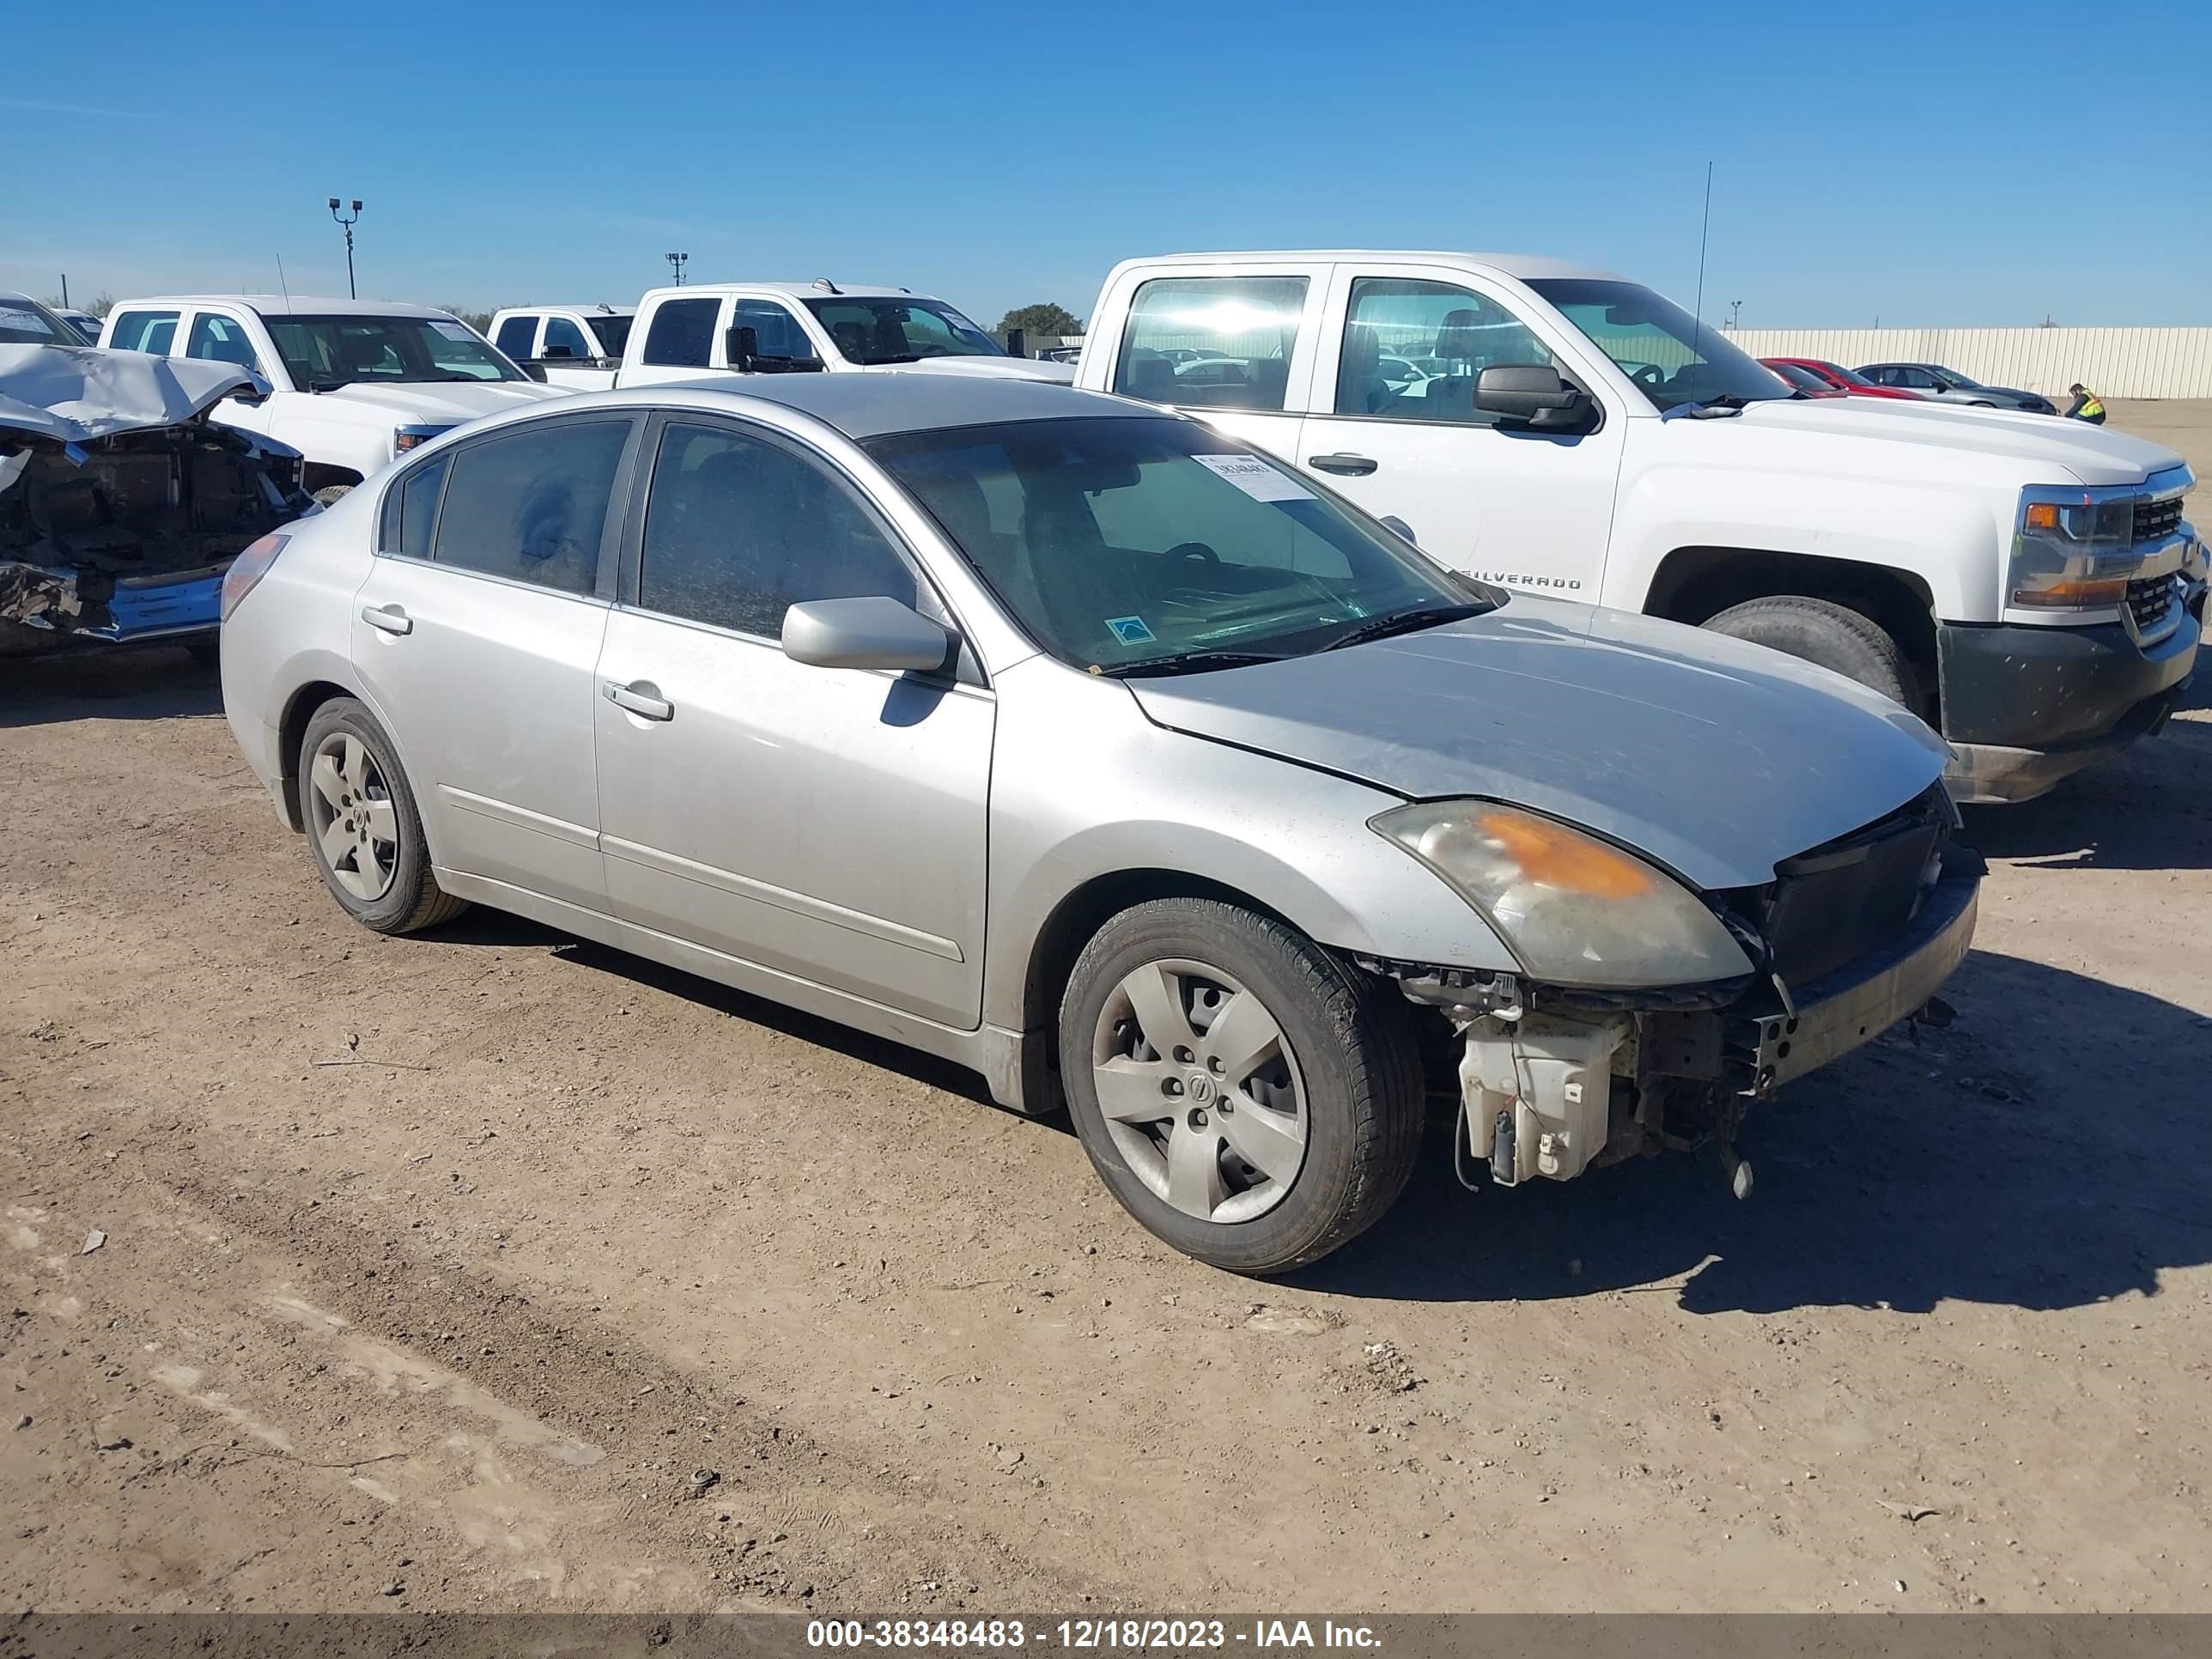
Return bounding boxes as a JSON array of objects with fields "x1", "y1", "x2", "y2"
[{"x1": 9, "y1": 0, "x2": 2208, "y2": 330}]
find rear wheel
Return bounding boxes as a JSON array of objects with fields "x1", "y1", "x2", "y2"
[
  {"x1": 1702, "y1": 594, "x2": 1919, "y2": 711},
  {"x1": 183, "y1": 635, "x2": 220, "y2": 668},
  {"x1": 1059, "y1": 897, "x2": 1423, "y2": 1275},
  {"x1": 298, "y1": 698, "x2": 466, "y2": 934},
  {"x1": 312, "y1": 484, "x2": 354, "y2": 508}
]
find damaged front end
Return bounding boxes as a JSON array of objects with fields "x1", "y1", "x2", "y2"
[
  {"x1": 1362, "y1": 784, "x2": 1983, "y2": 1194},
  {"x1": 1, "y1": 344, "x2": 312, "y2": 655}
]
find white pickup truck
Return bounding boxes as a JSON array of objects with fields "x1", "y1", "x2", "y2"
[
  {"x1": 1074, "y1": 251, "x2": 2203, "y2": 802},
  {"x1": 100, "y1": 296, "x2": 563, "y2": 501},
  {"x1": 486, "y1": 304, "x2": 635, "y2": 390},
  {"x1": 611, "y1": 282, "x2": 1074, "y2": 389}
]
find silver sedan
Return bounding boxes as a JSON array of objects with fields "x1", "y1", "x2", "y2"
[{"x1": 218, "y1": 375, "x2": 1979, "y2": 1273}]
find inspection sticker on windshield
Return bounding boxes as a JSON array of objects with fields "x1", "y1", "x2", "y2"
[
  {"x1": 1193, "y1": 453, "x2": 1312, "y2": 501},
  {"x1": 430, "y1": 320, "x2": 477, "y2": 342},
  {"x1": 1105, "y1": 616, "x2": 1156, "y2": 645}
]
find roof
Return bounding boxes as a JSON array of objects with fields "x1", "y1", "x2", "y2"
[
  {"x1": 501, "y1": 304, "x2": 636, "y2": 316},
  {"x1": 1119, "y1": 250, "x2": 1625, "y2": 281},
  {"x1": 107, "y1": 295, "x2": 459, "y2": 319},
  {"x1": 638, "y1": 282, "x2": 937, "y2": 303},
  {"x1": 556, "y1": 374, "x2": 1147, "y2": 441}
]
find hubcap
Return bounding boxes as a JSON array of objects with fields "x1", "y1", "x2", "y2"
[
  {"x1": 1091, "y1": 959, "x2": 1309, "y2": 1223},
  {"x1": 307, "y1": 732, "x2": 399, "y2": 902}
]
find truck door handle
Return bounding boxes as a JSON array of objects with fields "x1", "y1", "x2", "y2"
[
  {"x1": 360, "y1": 604, "x2": 412, "y2": 635},
  {"x1": 605, "y1": 679, "x2": 673, "y2": 721},
  {"x1": 1308, "y1": 453, "x2": 1378, "y2": 477}
]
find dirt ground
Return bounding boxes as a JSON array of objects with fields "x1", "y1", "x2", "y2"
[{"x1": 3, "y1": 405, "x2": 2209, "y2": 1617}]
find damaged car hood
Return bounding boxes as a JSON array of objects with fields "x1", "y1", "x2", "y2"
[
  {"x1": 1127, "y1": 595, "x2": 1953, "y2": 892},
  {"x1": 0, "y1": 344, "x2": 264, "y2": 443}
]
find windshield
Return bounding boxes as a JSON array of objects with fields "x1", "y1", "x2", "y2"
[
  {"x1": 1936, "y1": 365, "x2": 1985, "y2": 389},
  {"x1": 1526, "y1": 278, "x2": 1792, "y2": 412},
  {"x1": 1765, "y1": 361, "x2": 1825, "y2": 392},
  {"x1": 867, "y1": 415, "x2": 1486, "y2": 672},
  {"x1": 1816, "y1": 360, "x2": 1878, "y2": 389},
  {"x1": 805, "y1": 297, "x2": 1002, "y2": 366},
  {"x1": 588, "y1": 314, "x2": 634, "y2": 356},
  {"x1": 0, "y1": 295, "x2": 75, "y2": 345},
  {"x1": 258, "y1": 313, "x2": 524, "y2": 389}
]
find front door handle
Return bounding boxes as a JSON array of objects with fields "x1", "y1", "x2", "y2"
[
  {"x1": 605, "y1": 679, "x2": 673, "y2": 721},
  {"x1": 1308, "y1": 453, "x2": 1378, "y2": 477},
  {"x1": 361, "y1": 604, "x2": 412, "y2": 635}
]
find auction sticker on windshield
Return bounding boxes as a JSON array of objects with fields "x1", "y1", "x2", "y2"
[
  {"x1": 430, "y1": 320, "x2": 477, "y2": 342},
  {"x1": 1193, "y1": 453, "x2": 1312, "y2": 501}
]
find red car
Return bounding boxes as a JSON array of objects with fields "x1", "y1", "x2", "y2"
[{"x1": 1760, "y1": 357, "x2": 1926, "y2": 400}]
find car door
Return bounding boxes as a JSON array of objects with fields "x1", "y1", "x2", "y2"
[
  {"x1": 1296, "y1": 266, "x2": 1625, "y2": 594},
  {"x1": 1103, "y1": 267, "x2": 1322, "y2": 457},
  {"x1": 180, "y1": 307, "x2": 278, "y2": 441},
  {"x1": 623, "y1": 295, "x2": 728, "y2": 386},
  {"x1": 349, "y1": 412, "x2": 641, "y2": 911},
  {"x1": 592, "y1": 413, "x2": 993, "y2": 1028}
]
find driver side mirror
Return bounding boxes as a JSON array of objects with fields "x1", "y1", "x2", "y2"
[
  {"x1": 540, "y1": 343, "x2": 574, "y2": 359},
  {"x1": 1475, "y1": 365, "x2": 1593, "y2": 431},
  {"x1": 781, "y1": 596, "x2": 956, "y2": 674},
  {"x1": 727, "y1": 324, "x2": 824, "y2": 375},
  {"x1": 520, "y1": 362, "x2": 549, "y2": 382}
]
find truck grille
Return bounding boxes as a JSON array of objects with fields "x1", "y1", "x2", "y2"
[
  {"x1": 1726, "y1": 787, "x2": 1948, "y2": 989},
  {"x1": 2134, "y1": 496, "x2": 2185, "y2": 544},
  {"x1": 2126, "y1": 574, "x2": 2178, "y2": 637}
]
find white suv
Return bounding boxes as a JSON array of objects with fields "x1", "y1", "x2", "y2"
[{"x1": 100, "y1": 296, "x2": 564, "y2": 501}]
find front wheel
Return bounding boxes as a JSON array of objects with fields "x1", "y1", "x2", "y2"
[
  {"x1": 1701, "y1": 594, "x2": 1920, "y2": 712},
  {"x1": 1059, "y1": 898, "x2": 1424, "y2": 1274}
]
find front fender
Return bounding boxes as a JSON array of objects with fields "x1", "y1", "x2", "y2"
[{"x1": 980, "y1": 660, "x2": 1519, "y2": 1033}]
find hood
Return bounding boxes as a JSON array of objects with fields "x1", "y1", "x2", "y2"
[
  {"x1": 313, "y1": 380, "x2": 566, "y2": 426},
  {"x1": 1127, "y1": 597, "x2": 1952, "y2": 892},
  {"x1": 1724, "y1": 395, "x2": 2182, "y2": 487},
  {"x1": 0, "y1": 343, "x2": 264, "y2": 442},
  {"x1": 862, "y1": 356, "x2": 1078, "y2": 384}
]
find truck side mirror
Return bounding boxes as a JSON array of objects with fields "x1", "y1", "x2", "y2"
[
  {"x1": 540, "y1": 343, "x2": 574, "y2": 359},
  {"x1": 727, "y1": 324, "x2": 825, "y2": 375},
  {"x1": 1005, "y1": 327, "x2": 1027, "y2": 359},
  {"x1": 1475, "y1": 365, "x2": 1592, "y2": 431},
  {"x1": 520, "y1": 362, "x2": 549, "y2": 383}
]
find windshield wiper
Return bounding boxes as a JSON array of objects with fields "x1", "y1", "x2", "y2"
[
  {"x1": 307, "y1": 377, "x2": 354, "y2": 392},
  {"x1": 1319, "y1": 601, "x2": 1492, "y2": 653},
  {"x1": 1099, "y1": 649, "x2": 1288, "y2": 678}
]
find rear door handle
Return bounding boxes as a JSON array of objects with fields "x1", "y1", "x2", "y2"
[
  {"x1": 361, "y1": 604, "x2": 412, "y2": 635},
  {"x1": 605, "y1": 679, "x2": 673, "y2": 721},
  {"x1": 1307, "y1": 453, "x2": 1378, "y2": 477}
]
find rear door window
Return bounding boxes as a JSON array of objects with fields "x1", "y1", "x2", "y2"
[
  {"x1": 641, "y1": 298, "x2": 720, "y2": 368},
  {"x1": 108, "y1": 309, "x2": 180, "y2": 354},
  {"x1": 1112, "y1": 276, "x2": 1308, "y2": 410},
  {"x1": 494, "y1": 314, "x2": 539, "y2": 359},
  {"x1": 430, "y1": 420, "x2": 633, "y2": 595}
]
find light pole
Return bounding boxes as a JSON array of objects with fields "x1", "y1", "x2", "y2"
[
  {"x1": 1727, "y1": 299, "x2": 1743, "y2": 330},
  {"x1": 665, "y1": 252, "x2": 688, "y2": 287},
  {"x1": 327, "y1": 198, "x2": 362, "y2": 299}
]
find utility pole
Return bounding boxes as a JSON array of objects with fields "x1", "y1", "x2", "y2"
[
  {"x1": 665, "y1": 252, "x2": 688, "y2": 287},
  {"x1": 327, "y1": 198, "x2": 362, "y2": 299}
]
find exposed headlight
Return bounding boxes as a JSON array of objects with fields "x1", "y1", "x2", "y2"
[
  {"x1": 2010, "y1": 486, "x2": 2135, "y2": 610},
  {"x1": 392, "y1": 424, "x2": 449, "y2": 455},
  {"x1": 1370, "y1": 801, "x2": 1752, "y2": 988}
]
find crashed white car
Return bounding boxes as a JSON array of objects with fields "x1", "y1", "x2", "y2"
[
  {"x1": 99, "y1": 296, "x2": 563, "y2": 503},
  {"x1": 3, "y1": 326, "x2": 314, "y2": 659}
]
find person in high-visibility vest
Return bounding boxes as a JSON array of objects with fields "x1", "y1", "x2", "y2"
[{"x1": 2062, "y1": 383, "x2": 2107, "y2": 424}]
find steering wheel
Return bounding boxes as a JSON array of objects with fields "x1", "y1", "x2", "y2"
[
  {"x1": 1630, "y1": 364, "x2": 1668, "y2": 392},
  {"x1": 1166, "y1": 541, "x2": 1219, "y2": 563}
]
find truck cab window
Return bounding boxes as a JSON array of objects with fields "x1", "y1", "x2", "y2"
[
  {"x1": 185, "y1": 313, "x2": 264, "y2": 374},
  {"x1": 495, "y1": 315, "x2": 539, "y2": 359},
  {"x1": 641, "y1": 298, "x2": 720, "y2": 368},
  {"x1": 542, "y1": 317, "x2": 593, "y2": 359},
  {"x1": 1112, "y1": 276, "x2": 1307, "y2": 412},
  {"x1": 107, "y1": 310, "x2": 180, "y2": 354},
  {"x1": 1337, "y1": 279, "x2": 1552, "y2": 422},
  {"x1": 732, "y1": 301, "x2": 811, "y2": 362}
]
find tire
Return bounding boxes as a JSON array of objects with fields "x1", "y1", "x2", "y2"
[
  {"x1": 183, "y1": 635, "x2": 221, "y2": 667},
  {"x1": 1058, "y1": 897, "x2": 1424, "y2": 1275},
  {"x1": 1701, "y1": 594, "x2": 1918, "y2": 710},
  {"x1": 297, "y1": 697, "x2": 467, "y2": 935},
  {"x1": 312, "y1": 484, "x2": 355, "y2": 508}
]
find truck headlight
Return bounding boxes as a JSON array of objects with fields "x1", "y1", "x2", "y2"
[
  {"x1": 1370, "y1": 801, "x2": 1752, "y2": 988},
  {"x1": 392, "y1": 424, "x2": 450, "y2": 455},
  {"x1": 2010, "y1": 487, "x2": 2133, "y2": 610}
]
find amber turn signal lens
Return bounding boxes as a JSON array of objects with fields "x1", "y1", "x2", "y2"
[
  {"x1": 1474, "y1": 809, "x2": 1654, "y2": 898},
  {"x1": 2023, "y1": 502, "x2": 2060, "y2": 532},
  {"x1": 2012, "y1": 577, "x2": 2128, "y2": 608}
]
